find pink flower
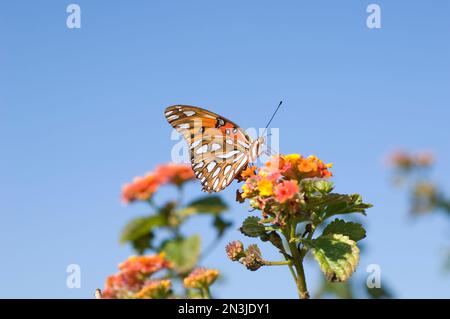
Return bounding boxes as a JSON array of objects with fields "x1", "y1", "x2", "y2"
[{"x1": 274, "y1": 180, "x2": 299, "y2": 203}]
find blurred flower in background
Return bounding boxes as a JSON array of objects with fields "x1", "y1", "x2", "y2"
[
  {"x1": 388, "y1": 149, "x2": 449, "y2": 215},
  {"x1": 388, "y1": 149, "x2": 450, "y2": 275},
  {"x1": 101, "y1": 254, "x2": 171, "y2": 299},
  {"x1": 122, "y1": 163, "x2": 196, "y2": 203},
  {"x1": 101, "y1": 162, "x2": 230, "y2": 299}
]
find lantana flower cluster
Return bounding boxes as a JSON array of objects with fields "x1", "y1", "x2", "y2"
[
  {"x1": 101, "y1": 253, "x2": 172, "y2": 299},
  {"x1": 238, "y1": 154, "x2": 333, "y2": 224},
  {"x1": 122, "y1": 163, "x2": 195, "y2": 203},
  {"x1": 389, "y1": 150, "x2": 434, "y2": 171},
  {"x1": 101, "y1": 253, "x2": 219, "y2": 299},
  {"x1": 183, "y1": 268, "x2": 220, "y2": 290}
]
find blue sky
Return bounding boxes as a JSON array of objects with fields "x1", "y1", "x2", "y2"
[{"x1": 0, "y1": 1, "x2": 449, "y2": 298}]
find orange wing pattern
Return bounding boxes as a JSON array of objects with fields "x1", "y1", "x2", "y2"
[{"x1": 165, "y1": 105, "x2": 252, "y2": 192}]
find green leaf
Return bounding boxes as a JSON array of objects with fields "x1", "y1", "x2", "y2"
[
  {"x1": 305, "y1": 193, "x2": 372, "y2": 223},
  {"x1": 130, "y1": 232, "x2": 155, "y2": 255},
  {"x1": 322, "y1": 219, "x2": 366, "y2": 242},
  {"x1": 177, "y1": 195, "x2": 228, "y2": 217},
  {"x1": 306, "y1": 234, "x2": 359, "y2": 282},
  {"x1": 240, "y1": 216, "x2": 266, "y2": 238},
  {"x1": 120, "y1": 214, "x2": 167, "y2": 244},
  {"x1": 161, "y1": 235, "x2": 201, "y2": 274},
  {"x1": 213, "y1": 216, "x2": 232, "y2": 239}
]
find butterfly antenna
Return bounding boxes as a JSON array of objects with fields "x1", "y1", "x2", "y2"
[
  {"x1": 261, "y1": 101, "x2": 283, "y2": 138},
  {"x1": 265, "y1": 144, "x2": 278, "y2": 157}
]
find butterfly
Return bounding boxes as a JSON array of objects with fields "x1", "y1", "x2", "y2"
[{"x1": 164, "y1": 105, "x2": 267, "y2": 193}]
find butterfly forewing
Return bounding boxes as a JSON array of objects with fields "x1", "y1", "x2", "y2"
[{"x1": 165, "y1": 105, "x2": 253, "y2": 192}]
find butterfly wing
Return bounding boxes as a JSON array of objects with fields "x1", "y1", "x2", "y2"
[{"x1": 165, "y1": 105, "x2": 253, "y2": 192}]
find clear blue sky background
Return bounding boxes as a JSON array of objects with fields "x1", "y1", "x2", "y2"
[{"x1": 0, "y1": 1, "x2": 449, "y2": 298}]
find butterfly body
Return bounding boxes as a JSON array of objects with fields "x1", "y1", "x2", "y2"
[{"x1": 165, "y1": 105, "x2": 264, "y2": 193}]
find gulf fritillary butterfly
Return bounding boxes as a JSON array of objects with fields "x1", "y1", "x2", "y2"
[{"x1": 164, "y1": 105, "x2": 266, "y2": 193}]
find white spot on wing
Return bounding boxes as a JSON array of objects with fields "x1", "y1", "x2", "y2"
[
  {"x1": 224, "y1": 165, "x2": 232, "y2": 175},
  {"x1": 211, "y1": 143, "x2": 221, "y2": 152},
  {"x1": 196, "y1": 145, "x2": 208, "y2": 155},
  {"x1": 235, "y1": 158, "x2": 247, "y2": 173},
  {"x1": 177, "y1": 123, "x2": 189, "y2": 129},
  {"x1": 191, "y1": 140, "x2": 202, "y2": 149},
  {"x1": 233, "y1": 153, "x2": 245, "y2": 163},
  {"x1": 217, "y1": 150, "x2": 240, "y2": 159},
  {"x1": 213, "y1": 178, "x2": 219, "y2": 189},
  {"x1": 207, "y1": 162, "x2": 217, "y2": 172},
  {"x1": 194, "y1": 162, "x2": 204, "y2": 169},
  {"x1": 168, "y1": 115, "x2": 179, "y2": 121},
  {"x1": 165, "y1": 110, "x2": 174, "y2": 116},
  {"x1": 227, "y1": 170, "x2": 235, "y2": 183},
  {"x1": 212, "y1": 167, "x2": 221, "y2": 177},
  {"x1": 183, "y1": 111, "x2": 195, "y2": 116}
]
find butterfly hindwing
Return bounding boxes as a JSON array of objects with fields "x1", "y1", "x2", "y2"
[{"x1": 165, "y1": 105, "x2": 253, "y2": 192}]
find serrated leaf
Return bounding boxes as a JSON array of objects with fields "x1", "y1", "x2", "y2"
[
  {"x1": 307, "y1": 234, "x2": 359, "y2": 282},
  {"x1": 161, "y1": 235, "x2": 200, "y2": 274},
  {"x1": 120, "y1": 215, "x2": 167, "y2": 244},
  {"x1": 322, "y1": 219, "x2": 366, "y2": 242},
  {"x1": 240, "y1": 216, "x2": 266, "y2": 238},
  {"x1": 305, "y1": 193, "x2": 372, "y2": 223},
  {"x1": 177, "y1": 195, "x2": 228, "y2": 217}
]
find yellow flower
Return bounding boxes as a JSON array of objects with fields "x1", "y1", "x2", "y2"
[
  {"x1": 258, "y1": 179, "x2": 273, "y2": 197},
  {"x1": 284, "y1": 154, "x2": 302, "y2": 162},
  {"x1": 241, "y1": 183, "x2": 251, "y2": 198}
]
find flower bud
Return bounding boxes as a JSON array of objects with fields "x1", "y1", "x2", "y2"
[
  {"x1": 225, "y1": 241, "x2": 245, "y2": 261},
  {"x1": 241, "y1": 244, "x2": 264, "y2": 271}
]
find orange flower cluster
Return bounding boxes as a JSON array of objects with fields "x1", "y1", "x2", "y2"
[
  {"x1": 102, "y1": 253, "x2": 172, "y2": 299},
  {"x1": 183, "y1": 268, "x2": 220, "y2": 290},
  {"x1": 390, "y1": 150, "x2": 434, "y2": 170},
  {"x1": 238, "y1": 154, "x2": 332, "y2": 217},
  {"x1": 122, "y1": 163, "x2": 196, "y2": 203},
  {"x1": 265, "y1": 154, "x2": 333, "y2": 179}
]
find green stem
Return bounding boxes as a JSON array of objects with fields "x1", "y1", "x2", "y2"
[
  {"x1": 285, "y1": 223, "x2": 310, "y2": 299},
  {"x1": 200, "y1": 286, "x2": 211, "y2": 299},
  {"x1": 276, "y1": 238, "x2": 302, "y2": 296},
  {"x1": 263, "y1": 260, "x2": 292, "y2": 266}
]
